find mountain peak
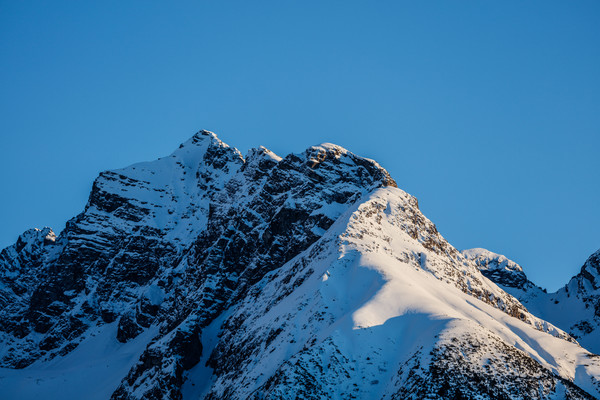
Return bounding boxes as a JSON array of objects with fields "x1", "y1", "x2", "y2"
[
  {"x1": 2, "y1": 131, "x2": 600, "y2": 400},
  {"x1": 190, "y1": 128, "x2": 219, "y2": 142},
  {"x1": 300, "y1": 143, "x2": 397, "y2": 188},
  {"x1": 175, "y1": 129, "x2": 218, "y2": 149},
  {"x1": 173, "y1": 129, "x2": 241, "y2": 157}
]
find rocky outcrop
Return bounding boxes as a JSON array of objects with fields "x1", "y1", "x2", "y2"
[{"x1": 462, "y1": 248, "x2": 535, "y2": 291}]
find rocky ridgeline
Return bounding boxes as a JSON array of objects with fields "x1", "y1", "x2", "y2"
[{"x1": 0, "y1": 131, "x2": 397, "y2": 398}]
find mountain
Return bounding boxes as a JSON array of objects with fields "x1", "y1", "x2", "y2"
[
  {"x1": 463, "y1": 248, "x2": 600, "y2": 355},
  {"x1": 1, "y1": 131, "x2": 599, "y2": 400}
]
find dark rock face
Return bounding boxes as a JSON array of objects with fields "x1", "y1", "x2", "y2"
[
  {"x1": 0, "y1": 228, "x2": 56, "y2": 308},
  {"x1": 576, "y1": 249, "x2": 600, "y2": 292},
  {"x1": 392, "y1": 333, "x2": 596, "y2": 400},
  {"x1": 561, "y1": 249, "x2": 600, "y2": 345},
  {"x1": 117, "y1": 312, "x2": 144, "y2": 343}
]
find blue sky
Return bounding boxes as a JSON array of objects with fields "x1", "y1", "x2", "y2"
[{"x1": 1, "y1": 1, "x2": 598, "y2": 291}]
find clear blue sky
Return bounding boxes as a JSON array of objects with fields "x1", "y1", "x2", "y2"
[{"x1": 1, "y1": 1, "x2": 598, "y2": 291}]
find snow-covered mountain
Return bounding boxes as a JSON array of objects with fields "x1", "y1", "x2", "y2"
[
  {"x1": 1, "y1": 131, "x2": 599, "y2": 400},
  {"x1": 463, "y1": 247, "x2": 600, "y2": 356}
]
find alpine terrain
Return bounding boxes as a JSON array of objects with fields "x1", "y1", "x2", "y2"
[{"x1": 0, "y1": 130, "x2": 599, "y2": 400}]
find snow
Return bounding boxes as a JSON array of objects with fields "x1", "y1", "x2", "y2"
[
  {"x1": 462, "y1": 247, "x2": 524, "y2": 272},
  {"x1": 0, "y1": 323, "x2": 157, "y2": 400},
  {"x1": 145, "y1": 284, "x2": 165, "y2": 306}
]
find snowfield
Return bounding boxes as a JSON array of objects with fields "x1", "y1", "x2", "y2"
[{"x1": 0, "y1": 324, "x2": 157, "y2": 400}]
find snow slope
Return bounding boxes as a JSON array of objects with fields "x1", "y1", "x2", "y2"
[
  {"x1": 204, "y1": 187, "x2": 600, "y2": 399},
  {"x1": 0, "y1": 324, "x2": 157, "y2": 400}
]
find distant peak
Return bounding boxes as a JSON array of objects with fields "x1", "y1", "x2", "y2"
[
  {"x1": 462, "y1": 248, "x2": 524, "y2": 274},
  {"x1": 463, "y1": 248, "x2": 507, "y2": 261}
]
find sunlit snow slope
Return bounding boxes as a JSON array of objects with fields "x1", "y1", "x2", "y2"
[{"x1": 203, "y1": 187, "x2": 600, "y2": 399}]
